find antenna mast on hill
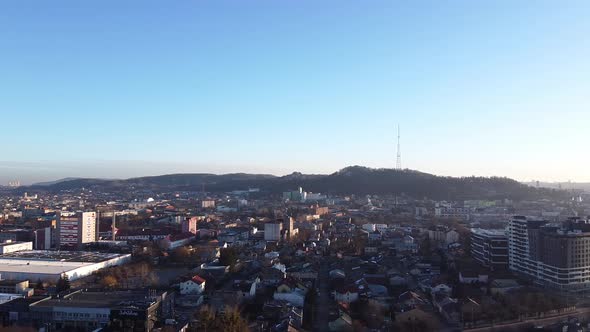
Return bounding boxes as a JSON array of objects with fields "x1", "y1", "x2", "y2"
[{"x1": 396, "y1": 125, "x2": 402, "y2": 170}]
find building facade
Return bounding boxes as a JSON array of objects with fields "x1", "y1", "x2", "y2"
[
  {"x1": 58, "y1": 212, "x2": 97, "y2": 249},
  {"x1": 34, "y1": 227, "x2": 52, "y2": 250},
  {"x1": 508, "y1": 216, "x2": 590, "y2": 291},
  {"x1": 434, "y1": 206, "x2": 471, "y2": 220},
  {"x1": 0, "y1": 241, "x2": 33, "y2": 255},
  {"x1": 470, "y1": 228, "x2": 508, "y2": 270},
  {"x1": 264, "y1": 222, "x2": 282, "y2": 242},
  {"x1": 182, "y1": 217, "x2": 198, "y2": 234}
]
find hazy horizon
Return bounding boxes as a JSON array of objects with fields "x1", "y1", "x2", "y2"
[
  {"x1": 2, "y1": 160, "x2": 590, "y2": 186},
  {"x1": 2, "y1": 1, "x2": 589, "y2": 184}
]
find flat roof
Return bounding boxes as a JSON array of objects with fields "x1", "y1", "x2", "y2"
[
  {"x1": 0, "y1": 263, "x2": 93, "y2": 275},
  {"x1": 471, "y1": 228, "x2": 506, "y2": 237},
  {"x1": 33, "y1": 290, "x2": 159, "y2": 309},
  {"x1": 0, "y1": 250, "x2": 123, "y2": 263},
  {"x1": 0, "y1": 251, "x2": 130, "y2": 276}
]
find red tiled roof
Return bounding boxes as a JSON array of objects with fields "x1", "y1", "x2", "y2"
[{"x1": 191, "y1": 275, "x2": 206, "y2": 284}]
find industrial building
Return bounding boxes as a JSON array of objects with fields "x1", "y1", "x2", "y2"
[
  {"x1": 22, "y1": 289, "x2": 171, "y2": 331},
  {"x1": 0, "y1": 250, "x2": 131, "y2": 282}
]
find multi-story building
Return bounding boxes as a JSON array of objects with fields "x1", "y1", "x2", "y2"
[
  {"x1": 427, "y1": 226, "x2": 459, "y2": 248},
  {"x1": 434, "y1": 206, "x2": 471, "y2": 220},
  {"x1": 470, "y1": 228, "x2": 508, "y2": 270},
  {"x1": 0, "y1": 280, "x2": 29, "y2": 295},
  {"x1": 182, "y1": 217, "x2": 198, "y2": 234},
  {"x1": 34, "y1": 227, "x2": 52, "y2": 250},
  {"x1": 0, "y1": 230, "x2": 32, "y2": 243},
  {"x1": 264, "y1": 222, "x2": 283, "y2": 242},
  {"x1": 314, "y1": 206, "x2": 329, "y2": 216},
  {"x1": 282, "y1": 217, "x2": 294, "y2": 239},
  {"x1": 508, "y1": 216, "x2": 590, "y2": 291},
  {"x1": 201, "y1": 200, "x2": 216, "y2": 209},
  {"x1": 57, "y1": 212, "x2": 97, "y2": 249},
  {"x1": 26, "y1": 289, "x2": 170, "y2": 332},
  {"x1": 282, "y1": 187, "x2": 325, "y2": 202}
]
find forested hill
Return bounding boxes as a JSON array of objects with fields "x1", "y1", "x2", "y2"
[{"x1": 25, "y1": 166, "x2": 567, "y2": 201}]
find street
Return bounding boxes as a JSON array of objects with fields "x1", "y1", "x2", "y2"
[
  {"x1": 465, "y1": 307, "x2": 590, "y2": 332},
  {"x1": 313, "y1": 262, "x2": 331, "y2": 332}
]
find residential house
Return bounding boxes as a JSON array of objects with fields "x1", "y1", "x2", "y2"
[
  {"x1": 332, "y1": 284, "x2": 359, "y2": 304},
  {"x1": 179, "y1": 275, "x2": 206, "y2": 295},
  {"x1": 259, "y1": 267, "x2": 286, "y2": 286}
]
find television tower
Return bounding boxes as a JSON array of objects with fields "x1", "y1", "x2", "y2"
[{"x1": 396, "y1": 125, "x2": 402, "y2": 170}]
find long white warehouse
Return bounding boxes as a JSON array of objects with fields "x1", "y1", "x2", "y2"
[{"x1": 0, "y1": 250, "x2": 131, "y2": 282}]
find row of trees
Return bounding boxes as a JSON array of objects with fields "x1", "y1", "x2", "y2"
[
  {"x1": 191, "y1": 305, "x2": 249, "y2": 332},
  {"x1": 463, "y1": 291, "x2": 570, "y2": 325},
  {"x1": 96, "y1": 261, "x2": 158, "y2": 289}
]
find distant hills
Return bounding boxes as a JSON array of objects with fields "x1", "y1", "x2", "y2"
[
  {"x1": 32, "y1": 177, "x2": 84, "y2": 186},
  {"x1": 22, "y1": 166, "x2": 568, "y2": 201}
]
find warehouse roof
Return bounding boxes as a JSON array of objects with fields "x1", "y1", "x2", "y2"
[{"x1": 0, "y1": 250, "x2": 123, "y2": 263}]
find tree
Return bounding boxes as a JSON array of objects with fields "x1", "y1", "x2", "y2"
[
  {"x1": 195, "y1": 305, "x2": 217, "y2": 332},
  {"x1": 35, "y1": 279, "x2": 45, "y2": 290},
  {"x1": 220, "y1": 248, "x2": 238, "y2": 267},
  {"x1": 419, "y1": 237, "x2": 432, "y2": 257},
  {"x1": 56, "y1": 275, "x2": 70, "y2": 292},
  {"x1": 193, "y1": 305, "x2": 248, "y2": 332},
  {"x1": 220, "y1": 306, "x2": 249, "y2": 332},
  {"x1": 173, "y1": 246, "x2": 191, "y2": 262},
  {"x1": 101, "y1": 275, "x2": 119, "y2": 289}
]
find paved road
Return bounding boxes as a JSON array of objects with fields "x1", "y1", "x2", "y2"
[
  {"x1": 465, "y1": 308, "x2": 590, "y2": 332},
  {"x1": 313, "y1": 263, "x2": 330, "y2": 332}
]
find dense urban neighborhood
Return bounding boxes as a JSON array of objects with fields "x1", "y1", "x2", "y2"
[{"x1": 0, "y1": 170, "x2": 589, "y2": 332}]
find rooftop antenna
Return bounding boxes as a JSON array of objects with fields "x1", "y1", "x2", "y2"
[{"x1": 396, "y1": 124, "x2": 402, "y2": 170}]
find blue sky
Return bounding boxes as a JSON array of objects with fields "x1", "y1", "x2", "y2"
[{"x1": 1, "y1": 1, "x2": 589, "y2": 183}]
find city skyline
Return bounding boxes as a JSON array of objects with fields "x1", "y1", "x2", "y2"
[{"x1": 2, "y1": 1, "x2": 589, "y2": 183}]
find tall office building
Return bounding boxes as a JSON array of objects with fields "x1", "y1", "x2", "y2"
[
  {"x1": 508, "y1": 216, "x2": 590, "y2": 291},
  {"x1": 58, "y1": 212, "x2": 97, "y2": 249}
]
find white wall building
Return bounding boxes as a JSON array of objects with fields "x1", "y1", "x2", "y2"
[
  {"x1": 434, "y1": 206, "x2": 471, "y2": 220},
  {"x1": 0, "y1": 251, "x2": 131, "y2": 282},
  {"x1": 0, "y1": 241, "x2": 33, "y2": 254},
  {"x1": 179, "y1": 275, "x2": 206, "y2": 295}
]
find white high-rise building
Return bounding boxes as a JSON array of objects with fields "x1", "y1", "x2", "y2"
[
  {"x1": 507, "y1": 216, "x2": 545, "y2": 278},
  {"x1": 80, "y1": 212, "x2": 97, "y2": 244}
]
